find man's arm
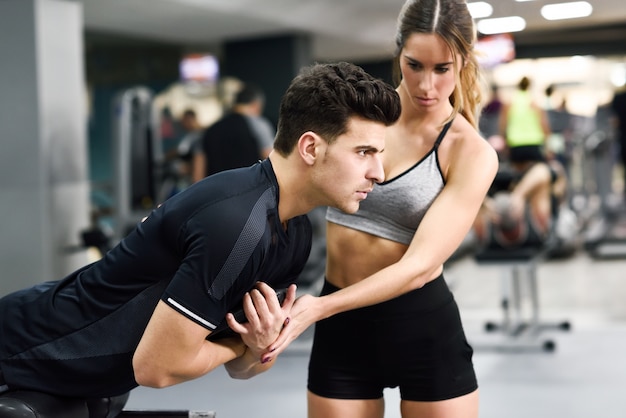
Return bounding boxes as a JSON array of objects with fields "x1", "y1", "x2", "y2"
[
  {"x1": 133, "y1": 283, "x2": 295, "y2": 387},
  {"x1": 223, "y1": 283, "x2": 296, "y2": 379},
  {"x1": 133, "y1": 300, "x2": 243, "y2": 388},
  {"x1": 248, "y1": 116, "x2": 275, "y2": 160},
  {"x1": 192, "y1": 152, "x2": 206, "y2": 183}
]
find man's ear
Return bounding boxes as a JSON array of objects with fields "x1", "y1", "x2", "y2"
[{"x1": 297, "y1": 131, "x2": 322, "y2": 166}]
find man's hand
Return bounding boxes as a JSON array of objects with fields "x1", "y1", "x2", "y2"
[
  {"x1": 226, "y1": 282, "x2": 296, "y2": 360},
  {"x1": 258, "y1": 293, "x2": 322, "y2": 363}
]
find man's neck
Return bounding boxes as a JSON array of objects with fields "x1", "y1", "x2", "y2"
[{"x1": 268, "y1": 152, "x2": 311, "y2": 223}]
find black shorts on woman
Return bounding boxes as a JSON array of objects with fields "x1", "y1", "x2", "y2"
[{"x1": 307, "y1": 274, "x2": 478, "y2": 401}]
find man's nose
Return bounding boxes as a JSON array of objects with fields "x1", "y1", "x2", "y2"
[{"x1": 368, "y1": 155, "x2": 385, "y2": 183}]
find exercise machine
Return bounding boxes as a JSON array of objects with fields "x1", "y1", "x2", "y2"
[
  {"x1": 582, "y1": 129, "x2": 626, "y2": 259},
  {"x1": 112, "y1": 86, "x2": 163, "y2": 241},
  {"x1": 472, "y1": 165, "x2": 572, "y2": 352},
  {"x1": 474, "y1": 243, "x2": 571, "y2": 352}
]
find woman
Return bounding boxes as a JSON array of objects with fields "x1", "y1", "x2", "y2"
[
  {"x1": 474, "y1": 75, "x2": 557, "y2": 250},
  {"x1": 499, "y1": 76, "x2": 551, "y2": 163},
  {"x1": 266, "y1": 1, "x2": 498, "y2": 417}
]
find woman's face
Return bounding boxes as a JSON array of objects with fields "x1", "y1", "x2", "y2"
[{"x1": 398, "y1": 33, "x2": 459, "y2": 114}]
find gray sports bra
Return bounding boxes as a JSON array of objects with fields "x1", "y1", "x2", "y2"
[{"x1": 326, "y1": 121, "x2": 450, "y2": 245}]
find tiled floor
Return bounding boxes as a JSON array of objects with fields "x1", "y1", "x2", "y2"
[{"x1": 124, "y1": 249, "x2": 626, "y2": 417}]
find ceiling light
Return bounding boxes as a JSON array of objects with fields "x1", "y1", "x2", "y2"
[
  {"x1": 476, "y1": 16, "x2": 526, "y2": 35},
  {"x1": 467, "y1": 2, "x2": 493, "y2": 19},
  {"x1": 515, "y1": 0, "x2": 534, "y2": 2},
  {"x1": 541, "y1": 1, "x2": 593, "y2": 20}
]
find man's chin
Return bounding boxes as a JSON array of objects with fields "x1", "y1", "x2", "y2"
[{"x1": 339, "y1": 201, "x2": 361, "y2": 214}]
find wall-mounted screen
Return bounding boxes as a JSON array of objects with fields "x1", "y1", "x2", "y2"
[
  {"x1": 179, "y1": 53, "x2": 219, "y2": 84},
  {"x1": 476, "y1": 34, "x2": 516, "y2": 69}
]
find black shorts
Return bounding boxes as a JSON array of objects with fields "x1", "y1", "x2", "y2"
[
  {"x1": 307, "y1": 275, "x2": 478, "y2": 401},
  {"x1": 509, "y1": 145, "x2": 545, "y2": 163}
]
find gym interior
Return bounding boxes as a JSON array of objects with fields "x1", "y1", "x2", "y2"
[{"x1": 1, "y1": 0, "x2": 626, "y2": 417}]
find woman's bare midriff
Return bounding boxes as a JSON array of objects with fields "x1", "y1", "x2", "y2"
[{"x1": 325, "y1": 221, "x2": 409, "y2": 289}]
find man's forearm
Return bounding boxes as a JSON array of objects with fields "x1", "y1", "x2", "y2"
[{"x1": 224, "y1": 345, "x2": 273, "y2": 379}]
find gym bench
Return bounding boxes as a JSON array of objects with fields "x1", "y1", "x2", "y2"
[
  {"x1": 117, "y1": 411, "x2": 215, "y2": 417},
  {"x1": 0, "y1": 390, "x2": 216, "y2": 418},
  {"x1": 473, "y1": 244, "x2": 571, "y2": 352}
]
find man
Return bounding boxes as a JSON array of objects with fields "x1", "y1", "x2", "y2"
[
  {"x1": 0, "y1": 62, "x2": 400, "y2": 418},
  {"x1": 161, "y1": 109, "x2": 204, "y2": 198},
  {"x1": 611, "y1": 84, "x2": 626, "y2": 200},
  {"x1": 192, "y1": 83, "x2": 275, "y2": 182}
]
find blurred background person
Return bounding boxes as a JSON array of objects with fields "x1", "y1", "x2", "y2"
[
  {"x1": 499, "y1": 76, "x2": 551, "y2": 164},
  {"x1": 159, "y1": 109, "x2": 204, "y2": 200},
  {"x1": 480, "y1": 83, "x2": 507, "y2": 161},
  {"x1": 611, "y1": 82, "x2": 626, "y2": 202},
  {"x1": 545, "y1": 85, "x2": 575, "y2": 175},
  {"x1": 192, "y1": 83, "x2": 275, "y2": 181},
  {"x1": 480, "y1": 84, "x2": 503, "y2": 140}
]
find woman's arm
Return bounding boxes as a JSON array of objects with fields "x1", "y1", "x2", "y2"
[{"x1": 262, "y1": 130, "x2": 499, "y2": 361}]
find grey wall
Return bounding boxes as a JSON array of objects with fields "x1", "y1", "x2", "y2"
[{"x1": 0, "y1": 0, "x2": 90, "y2": 295}]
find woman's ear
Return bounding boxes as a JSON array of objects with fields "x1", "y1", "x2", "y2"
[{"x1": 297, "y1": 131, "x2": 322, "y2": 166}]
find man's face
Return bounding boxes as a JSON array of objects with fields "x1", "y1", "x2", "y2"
[{"x1": 314, "y1": 117, "x2": 386, "y2": 214}]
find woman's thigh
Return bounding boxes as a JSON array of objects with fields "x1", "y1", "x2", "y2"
[
  {"x1": 400, "y1": 389, "x2": 479, "y2": 418},
  {"x1": 307, "y1": 390, "x2": 384, "y2": 418}
]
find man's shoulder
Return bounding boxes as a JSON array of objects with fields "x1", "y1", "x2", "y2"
[
  {"x1": 202, "y1": 112, "x2": 250, "y2": 138},
  {"x1": 189, "y1": 163, "x2": 274, "y2": 205},
  {"x1": 216, "y1": 112, "x2": 247, "y2": 126}
]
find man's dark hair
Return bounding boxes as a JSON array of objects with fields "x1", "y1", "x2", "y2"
[
  {"x1": 235, "y1": 83, "x2": 265, "y2": 106},
  {"x1": 273, "y1": 62, "x2": 401, "y2": 156},
  {"x1": 182, "y1": 109, "x2": 197, "y2": 119}
]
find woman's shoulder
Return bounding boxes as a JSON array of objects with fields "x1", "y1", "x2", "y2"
[
  {"x1": 447, "y1": 115, "x2": 486, "y2": 146},
  {"x1": 439, "y1": 116, "x2": 497, "y2": 168}
]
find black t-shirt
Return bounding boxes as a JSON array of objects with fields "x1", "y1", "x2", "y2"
[
  {"x1": 0, "y1": 159, "x2": 312, "y2": 398},
  {"x1": 201, "y1": 112, "x2": 263, "y2": 176}
]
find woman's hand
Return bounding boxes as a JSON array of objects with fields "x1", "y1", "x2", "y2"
[{"x1": 226, "y1": 282, "x2": 297, "y2": 359}]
